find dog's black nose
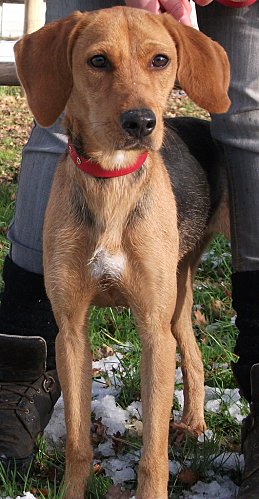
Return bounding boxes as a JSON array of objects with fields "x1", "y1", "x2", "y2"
[{"x1": 120, "y1": 109, "x2": 156, "y2": 139}]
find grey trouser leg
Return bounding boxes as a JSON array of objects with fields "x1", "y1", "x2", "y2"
[
  {"x1": 8, "y1": 0, "x2": 123, "y2": 274},
  {"x1": 196, "y1": 1, "x2": 259, "y2": 272}
]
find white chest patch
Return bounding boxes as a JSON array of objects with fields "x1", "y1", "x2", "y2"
[
  {"x1": 89, "y1": 248, "x2": 125, "y2": 280},
  {"x1": 112, "y1": 151, "x2": 126, "y2": 167}
]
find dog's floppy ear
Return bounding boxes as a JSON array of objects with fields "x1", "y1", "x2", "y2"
[
  {"x1": 14, "y1": 11, "x2": 85, "y2": 127},
  {"x1": 162, "y1": 14, "x2": 231, "y2": 114}
]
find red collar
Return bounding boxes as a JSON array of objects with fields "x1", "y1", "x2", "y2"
[{"x1": 68, "y1": 140, "x2": 148, "y2": 178}]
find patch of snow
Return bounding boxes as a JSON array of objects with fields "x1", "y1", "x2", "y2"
[
  {"x1": 212, "y1": 363, "x2": 229, "y2": 371},
  {"x1": 228, "y1": 403, "x2": 244, "y2": 423},
  {"x1": 182, "y1": 475, "x2": 238, "y2": 498},
  {"x1": 203, "y1": 386, "x2": 246, "y2": 423},
  {"x1": 45, "y1": 355, "x2": 126, "y2": 444},
  {"x1": 102, "y1": 453, "x2": 138, "y2": 484},
  {"x1": 213, "y1": 452, "x2": 244, "y2": 472},
  {"x1": 44, "y1": 395, "x2": 65, "y2": 446},
  {"x1": 205, "y1": 398, "x2": 221, "y2": 413},
  {"x1": 0, "y1": 494, "x2": 37, "y2": 499},
  {"x1": 231, "y1": 315, "x2": 237, "y2": 325},
  {"x1": 204, "y1": 385, "x2": 221, "y2": 403},
  {"x1": 92, "y1": 395, "x2": 128, "y2": 435},
  {"x1": 175, "y1": 366, "x2": 183, "y2": 384},
  {"x1": 126, "y1": 401, "x2": 142, "y2": 420},
  {"x1": 97, "y1": 439, "x2": 115, "y2": 457},
  {"x1": 198, "y1": 429, "x2": 214, "y2": 442},
  {"x1": 92, "y1": 376, "x2": 122, "y2": 399},
  {"x1": 92, "y1": 353, "x2": 124, "y2": 399},
  {"x1": 175, "y1": 389, "x2": 184, "y2": 409},
  {"x1": 169, "y1": 460, "x2": 182, "y2": 475},
  {"x1": 222, "y1": 388, "x2": 240, "y2": 405},
  {"x1": 92, "y1": 354, "x2": 123, "y2": 373}
]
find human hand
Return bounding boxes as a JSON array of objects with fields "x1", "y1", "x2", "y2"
[
  {"x1": 124, "y1": 0, "x2": 160, "y2": 13},
  {"x1": 125, "y1": 0, "x2": 193, "y2": 25}
]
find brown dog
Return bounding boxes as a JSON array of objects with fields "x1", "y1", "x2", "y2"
[{"x1": 14, "y1": 7, "x2": 230, "y2": 499}]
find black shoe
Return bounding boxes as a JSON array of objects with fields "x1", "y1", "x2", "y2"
[
  {"x1": 0, "y1": 256, "x2": 58, "y2": 370},
  {"x1": 232, "y1": 270, "x2": 259, "y2": 402},
  {"x1": 0, "y1": 334, "x2": 61, "y2": 473},
  {"x1": 231, "y1": 271, "x2": 259, "y2": 497},
  {"x1": 237, "y1": 364, "x2": 259, "y2": 498}
]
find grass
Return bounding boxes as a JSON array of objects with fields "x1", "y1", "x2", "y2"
[{"x1": 0, "y1": 87, "x2": 243, "y2": 498}]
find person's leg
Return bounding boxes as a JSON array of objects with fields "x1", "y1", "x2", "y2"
[
  {"x1": 46, "y1": 0, "x2": 123, "y2": 22},
  {"x1": 0, "y1": 0, "x2": 123, "y2": 472},
  {"x1": 197, "y1": 0, "x2": 259, "y2": 392},
  {"x1": 196, "y1": 1, "x2": 259, "y2": 274},
  {"x1": 196, "y1": 3, "x2": 259, "y2": 496}
]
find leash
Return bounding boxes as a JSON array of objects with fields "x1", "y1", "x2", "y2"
[{"x1": 67, "y1": 139, "x2": 148, "y2": 178}]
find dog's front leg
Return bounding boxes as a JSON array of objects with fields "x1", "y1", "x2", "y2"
[
  {"x1": 55, "y1": 305, "x2": 93, "y2": 499},
  {"x1": 136, "y1": 314, "x2": 177, "y2": 499}
]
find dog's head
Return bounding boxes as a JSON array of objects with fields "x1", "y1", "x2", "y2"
[{"x1": 14, "y1": 7, "x2": 230, "y2": 158}]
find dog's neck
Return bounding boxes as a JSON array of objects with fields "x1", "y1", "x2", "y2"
[
  {"x1": 66, "y1": 126, "x2": 149, "y2": 176},
  {"x1": 67, "y1": 139, "x2": 148, "y2": 179},
  {"x1": 63, "y1": 127, "x2": 158, "y2": 256}
]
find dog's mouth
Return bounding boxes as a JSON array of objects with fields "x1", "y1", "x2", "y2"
[
  {"x1": 119, "y1": 136, "x2": 154, "y2": 151},
  {"x1": 117, "y1": 127, "x2": 163, "y2": 152}
]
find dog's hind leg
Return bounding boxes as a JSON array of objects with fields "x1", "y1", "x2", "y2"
[{"x1": 171, "y1": 252, "x2": 206, "y2": 438}]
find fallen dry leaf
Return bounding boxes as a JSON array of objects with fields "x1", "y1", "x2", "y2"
[
  {"x1": 30, "y1": 488, "x2": 48, "y2": 497},
  {"x1": 128, "y1": 420, "x2": 143, "y2": 438},
  {"x1": 92, "y1": 367, "x2": 103, "y2": 377},
  {"x1": 178, "y1": 468, "x2": 200, "y2": 486},
  {"x1": 93, "y1": 462, "x2": 105, "y2": 475},
  {"x1": 94, "y1": 344, "x2": 115, "y2": 360},
  {"x1": 193, "y1": 309, "x2": 208, "y2": 326},
  {"x1": 211, "y1": 298, "x2": 223, "y2": 317},
  {"x1": 105, "y1": 484, "x2": 132, "y2": 499},
  {"x1": 112, "y1": 431, "x2": 126, "y2": 454},
  {"x1": 91, "y1": 417, "x2": 107, "y2": 445}
]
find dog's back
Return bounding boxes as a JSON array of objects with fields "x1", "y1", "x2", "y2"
[{"x1": 162, "y1": 117, "x2": 228, "y2": 258}]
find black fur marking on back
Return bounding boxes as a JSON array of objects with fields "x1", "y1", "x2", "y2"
[{"x1": 161, "y1": 117, "x2": 226, "y2": 256}]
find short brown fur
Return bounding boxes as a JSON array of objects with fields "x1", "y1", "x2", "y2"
[{"x1": 14, "y1": 7, "x2": 230, "y2": 498}]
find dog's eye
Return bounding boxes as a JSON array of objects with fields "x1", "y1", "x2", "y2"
[
  {"x1": 151, "y1": 55, "x2": 169, "y2": 68},
  {"x1": 88, "y1": 55, "x2": 109, "y2": 69}
]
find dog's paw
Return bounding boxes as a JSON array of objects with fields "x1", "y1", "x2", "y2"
[{"x1": 170, "y1": 420, "x2": 206, "y2": 444}]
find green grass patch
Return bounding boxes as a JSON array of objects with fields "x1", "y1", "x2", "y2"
[{"x1": 0, "y1": 86, "x2": 21, "y2": 97}]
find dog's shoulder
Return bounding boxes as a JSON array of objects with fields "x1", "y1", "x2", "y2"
[{"x1": 161, "y1": 117, "x2": 227, "y2": 256}]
